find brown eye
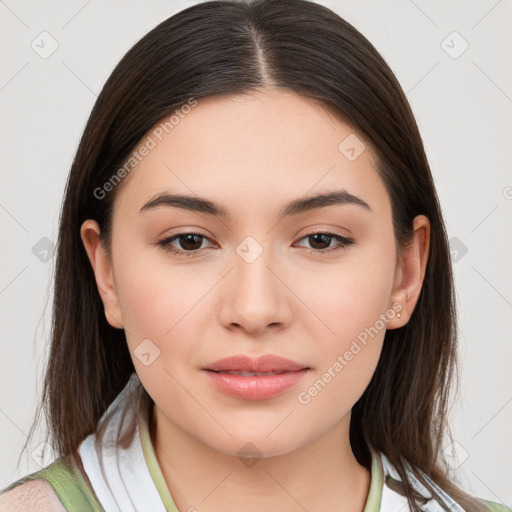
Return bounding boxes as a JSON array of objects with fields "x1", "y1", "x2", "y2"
[
  {"x1": 295, "y1": 231, "x2": 354, "y2": 254},
  {"x1": 175, "y1": 234, "x2": 204, "y2": 251},
  {"x1": 156, "y1": 232, "x2": 215, "y2": 257},
  {"x1": 308, "y1": 233, "x2": 334, "y2": 250}
]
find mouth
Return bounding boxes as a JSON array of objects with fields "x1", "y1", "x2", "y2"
[
  {"x1": 206, "y1": 370, "x2": 299, "y2": 376},
  {"x1": 202, "y1": 355, "x2": 311, "y2": 400},
  {"x1": 203, "y1": 354, "x2": 310, "y2": 373}
]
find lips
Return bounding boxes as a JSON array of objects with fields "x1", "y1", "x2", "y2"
[
  {"x1": 202, "y1": 354, "x2": 310, "y2": 400},
  {"x1": 203, "y1": 354, "x2": 310, "y2": 373}
]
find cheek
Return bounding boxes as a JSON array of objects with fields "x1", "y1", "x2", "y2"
[
  {"x1": 114, "y1": 261, "x2": 208, "y2": 408},
  {"x1": 297, "y1": 239, "x2": 396, "y2": 345},
  {"x1": 294, "y1": 238, "x2": 396, "y2": 396},
  {"x1": 113, "y1": 247, "x2": 220, "y2": 372},
  {"x1": 295, "y1": 285, "x2": 389, "y2": 416},
  {"x1": 112, "y1": 233, "x2": 200, "y2": 327},
  {"x1": 112, "y1": 246, "x2": 177, "y2": 343}
]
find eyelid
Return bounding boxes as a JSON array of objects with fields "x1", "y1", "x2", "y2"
[
  {"x1": 294, "y1": 224, "x2": 353, "y2": 239},
  {"x1": 160, "y1": 231, "x2": 216, "y2": 248}
]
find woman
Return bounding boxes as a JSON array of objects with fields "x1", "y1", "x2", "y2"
[{"x1": 1, "y1": 0, "x2": 509, "y2": 511}]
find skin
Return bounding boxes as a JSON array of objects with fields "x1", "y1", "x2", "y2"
[{"x1": 81, "y1": 88, "x2": 430, "y2": 512}]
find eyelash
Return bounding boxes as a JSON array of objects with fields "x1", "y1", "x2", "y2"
[{"x1": 155, "y1": 230, "x2": 354, "y2": 258}]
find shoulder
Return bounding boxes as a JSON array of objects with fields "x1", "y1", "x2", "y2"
[
  {"x1": 478, "y1": 498, "x2": 512, "y2": 512},
  {"x1": 0, "y1": 478, "x2": 65, "y2": 511},
  {"x1": 0, "y1": 452, "x2": 104, "y2": 512},
  {"x1": 376, "y1": 451, "x2": 512, "y2": 512}
]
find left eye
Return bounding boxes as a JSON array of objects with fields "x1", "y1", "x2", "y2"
[
  {"x1": 295, "y1": 232, "x2": 354, "y2": 253},
  {"x1": 156, "y1": 231, "x2": 354, "y2": 257}
]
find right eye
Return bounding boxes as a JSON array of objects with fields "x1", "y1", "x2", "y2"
[{"x1": 156, "y1": 232, "x2": 216, "y2": 257}]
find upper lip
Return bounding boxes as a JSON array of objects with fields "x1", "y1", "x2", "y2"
[{"x1": 203, "y1": 354, "x2": 310, "y2": 373}]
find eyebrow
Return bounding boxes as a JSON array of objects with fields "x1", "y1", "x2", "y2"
[{"x1": 139, "y1": 189, "x2": 371, "y2": 220}]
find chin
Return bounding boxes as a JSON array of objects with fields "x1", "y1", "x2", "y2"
[{"x1": 202, "y1": 428, "x2": 310, "y2": 461}]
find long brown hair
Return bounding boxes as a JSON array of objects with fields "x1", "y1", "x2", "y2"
[{"x1": 20, "y1": 1, "x2": 485, "y2": 510}]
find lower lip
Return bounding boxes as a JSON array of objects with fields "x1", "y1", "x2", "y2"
[{"x1": 202, "y1": 369, "x2": 309, "y2": 400}]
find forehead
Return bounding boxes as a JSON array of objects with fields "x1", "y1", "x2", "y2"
[{"x1": 112, "y1": 88, "x2": 388, "y2": 221}]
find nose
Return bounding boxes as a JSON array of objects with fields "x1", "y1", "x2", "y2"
[{"x1": 217, "y1": 237, "x2": 293, "y2": 335}]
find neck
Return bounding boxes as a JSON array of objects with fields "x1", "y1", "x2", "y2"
[{"x1": 150, "y1": 403, "x2": 371, "y2": 512}]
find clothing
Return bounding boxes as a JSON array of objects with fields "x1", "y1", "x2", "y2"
[{"x1": 1, "y1": 372, "x2": 509, "y2": 512}]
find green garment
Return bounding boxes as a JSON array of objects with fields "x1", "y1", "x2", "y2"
[{"x1": 0, "y1": 454, "x2": 104, "y2": 511}]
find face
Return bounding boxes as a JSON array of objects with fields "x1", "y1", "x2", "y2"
[{"x1": 82, "y1": 88, "x2": 419, "y2": 459}]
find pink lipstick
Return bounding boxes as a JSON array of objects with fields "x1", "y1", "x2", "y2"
[{"x1": 202, "y1": 354, "x2": 310, "y2": 400}]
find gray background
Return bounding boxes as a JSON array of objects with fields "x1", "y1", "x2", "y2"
[{"x1": 1, "y1": 0, "x2": 511, "y2": 506}]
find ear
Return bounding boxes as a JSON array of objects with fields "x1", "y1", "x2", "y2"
[
  {"x1": 387, "y1": 215, "x2": 430, "y2": 329},
  {"x1": 80, "y1": 219, "x2": 124, "y2": 329}
]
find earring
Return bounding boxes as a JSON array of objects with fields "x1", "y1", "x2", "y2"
[{"x1": 397, "y1": 311, "x2": 401, "y2": 318}]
